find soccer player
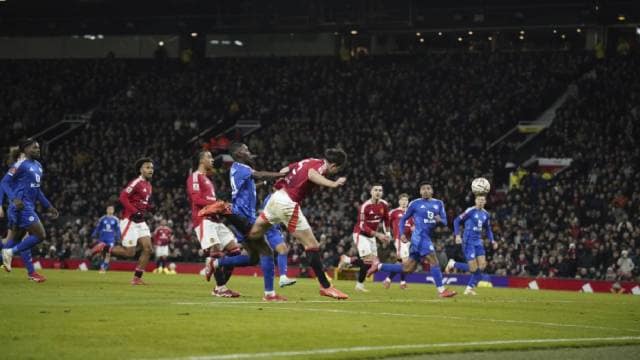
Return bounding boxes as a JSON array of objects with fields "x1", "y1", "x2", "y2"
[
  {"x1": 190, "y1": 150, "x2": 278, "y2": 300},
  {"x1": 445, "y1": 194, "x2": 497, "y2": 295},
  {"x1": 338, "y1": 183, "x2": 390, "y2": 292},
  {"x1": 90, "y1": 205, "x2": 121, "y2": 273},
  {"x1": 1, "y1": 139, "x2": 59, "y2": 282},
  {"x1": 152, "y1": 219, "x2": 172, "y2": 274},
  {"x1": 0, "y1": 147, "x2": 45, "y2": 281},
  {"x1": 229, "y1": 142, "x2": 296, "y2": 290},
  {"x1": 368, "y1": 182, "x2": 457, "y2": 298},
  {"x1": 246, "y1": 148, "x2": 350, "y2": 300},
  {"x1": 103, "y1": 157, "x2": 155, "y2": 285},
  {"x1": 383, "y1": 193, "x2": 413, "y2": 289}
]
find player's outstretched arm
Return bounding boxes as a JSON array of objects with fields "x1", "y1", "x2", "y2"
[
  {"x1": 251, "y1": 170, "x2": 287, "y2": 180},
  {"x1": 308, "y1": 169, "x2": 346, "y2": 188}
]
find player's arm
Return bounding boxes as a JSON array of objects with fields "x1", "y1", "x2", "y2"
[
  {"x1": 308, "y1": 168, "x2": 346, "y2": 188},
  {"x1": 91, "y1": 219, "x2": 101, "y2": 239},
  {"x1": 0, "y1": 169, "x2": 18, "y2": 205},
  {"x1": 398, "y1": 202, "x2": 415, "y2": 242},
  {"x1": 119, "y1": 185, "x2": 139, "y2": 215},
  {"x1": 114, "y1": 219, "x2": 122, "y2": 242},
  {"x1": 484, "y1": 215, "x2": 497, "y2": 249},
  {"x1": 37, "y1": 189, "x2": 58, "y2": 218},
  {"x1": 382, "y1": 203, "x2": 392, "y2": 238},
  {"x1": 0, "y1": 184, "x2": 4, "y2": 218},
  {"x1": 251, "y1": 169, "x2": 287, "y2": 180},
  {"x1": 438, "y1": 200, "x2": 448, "y2": 226},
  {"x1": 188, "y1": 176, "x2": 215, "y2": 206}
]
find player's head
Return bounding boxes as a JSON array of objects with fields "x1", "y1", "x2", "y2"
[
  {"x1": 324, "y1": 148, "x2": 347, "y2": 174},
  {"x1": 106, "y1": 205, "x2": 115, "y2": 215},
  {"x1": 475, "y1": 195, "x2": 487, "y2": 208},
  {"x1": 135, "y1": 157, "x2": 154, "y2": 180},
  {"x1": 229, "y1": 142, "x2": 254, "y2": 165},
  {"x1": 418, "y1": 181, "x2": 433, "y2": 199},
  {"x1": 160, "y1": 218, "x2": 167, "y2": 226},
  {"x1": 196, "y1": 150, "x2": 214, "y2": 172},
  {"x1": 19, "y1": 138, "x2": 40, "y2": 160},
  {"x1": 398, "y1": 193, "x2": 410, "y2": 208},
  {"x1": 370, "y1": 183, "x2": 383, "y2": 201}
]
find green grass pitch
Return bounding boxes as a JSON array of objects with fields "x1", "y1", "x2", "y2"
[{"x1": 1, "y1": 270, "x2": 639, "y2": 359}]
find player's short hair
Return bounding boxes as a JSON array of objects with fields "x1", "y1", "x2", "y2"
[
  {"x1": 324, "y1": 148, "x2": 347, "y2": 168},
  {"x1": 370, "y1": 182, "x2": 383, "y2": 190},
  {"x1": 135, "y1": 157, "x2": 153, "y2": 172},
  {"x1": 398, "y1": 193, "x2": 410, "y2": 199},
  {"x1": 418, "y1": 181, "x2": 432, "y2": 188},
  {"x1": 228, "y1": 142, "x2": 245, "y2": 160},
  {"x1": 18, "y1": 138, "x2": 37, "y2": 151}
]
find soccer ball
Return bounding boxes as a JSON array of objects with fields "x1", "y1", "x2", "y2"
[{"x1": 471, "y1": 177, "x2": 490, "y2": 195}]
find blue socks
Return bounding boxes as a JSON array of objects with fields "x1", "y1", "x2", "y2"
[
  {"x1": 454, "y1": 262, "x2": 470, "y2": 272},
  {"x1": 431, "y1": 266, "x2": 444, "y2": 287},
  {"x1": 380, "y1": 263, "x2": 403, "y2": 273},
  {"x1": 277, "y1": 253, "x2": 288, "y2": 276},
  {"x1": 21, "y1": 250, "x2": 35, "y2": 275},
  {"x1": 468, "y1": 269, "x2": 482, "y2": 288},
  {"x1": 218, "y1": 255, "x2": 251, "y2": 267},
  {"x1": 12, "y1": 235, "x2": 42, "y2": 254},
  {"x1": 260, "y1": 255, "x2": 275, "y2": 292}
]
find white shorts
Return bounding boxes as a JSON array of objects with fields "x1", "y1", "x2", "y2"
[
  {"x1": 195, "y1": 219, "x2": 236, "y2": 250},
  {"x1": 353, "y1": 233, "x2": 377, "y2": 258},
  {"x1": 120, "y1": 219, "x2": 151, "y2": 247},
  {"x1": 260, "y1": 189, "x2": 310, "y2": 232},
  {"x1": 395, "y1": 239, "x2": 410, "y2": 259},
  {"x1": 155, "y1": 245, "x2": 169, "y2": 258}
]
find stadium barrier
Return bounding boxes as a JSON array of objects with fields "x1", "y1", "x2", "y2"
[{"x1": 8, "y1": 258, "x2": 639, "y2": 295}]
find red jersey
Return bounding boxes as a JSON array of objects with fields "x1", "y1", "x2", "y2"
[
  {"x1": 153, "y1": 225, "x2": 172, "y2": 246},
  {"x1": 275, "y1": 158, "x2": 327, "y2": 203},
  {"x1": 119, "y1": 176, "x2": 152, "y2": 220},
  {"x1": 186, "y1": 170, "x2": 218, "y2": 227},
  {"x1": 390, "y1": 207, "x2": 414, "y2": 240},
  {"x1": 353, "y1": 199, "x2": 390, "y2": 237}
]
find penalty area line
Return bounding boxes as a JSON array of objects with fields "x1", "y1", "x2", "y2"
[{"x1": 149, "y1": 336, "x2": 640, "y2": 360}]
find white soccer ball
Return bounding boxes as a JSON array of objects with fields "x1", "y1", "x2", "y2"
[{"x1": 471, "y1": 177, "x2": 491, "y2": 195}]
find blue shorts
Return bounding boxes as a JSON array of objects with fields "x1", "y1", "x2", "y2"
[
  {"x1": 408, "y1": 237, "x2": 435, "y2": 262},
  {"x1": 7, "y1": 206, "x2": 40, "y2": 229},
  {"x1": 463, "y1": 242, "x2": 485, "y2": 261},
  {"x1": 98, "y1": 238, "x2": 115, "y2": 248},
  {"x1": 265, "y1": 225, "x2": 284, "y2": 249}
]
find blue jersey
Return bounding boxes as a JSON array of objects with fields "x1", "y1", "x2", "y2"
[
  {"x1": 453, "y1": 207, "x2": 494, "y2": 244},
  {"x1": 91, "y1": 215, "x2": 121, "y2": 244},
  {"x1": 230, "y1": 162, "x2": 256, "y2": 222},
  {"x1": 399, "y1": 198, "x2": 447, "y2": 241},
  {"x1": 0, "y1": 158, "x2": 51, "y2": 210}
]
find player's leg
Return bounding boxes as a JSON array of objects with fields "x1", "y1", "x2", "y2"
[
  {"x1": 398, "y1": 241, "x2": 410, "y2": 289},
  {"x1": 384, "y1": 240, "x2": 402, "y2": 288},
  {"x1": 153, "y1": 247, "x2": 163, "y2": 274},
  {"x1": 466, "y1": 245, "x2": 487, "y2": 295},
  {"x1": 424, "y1": 242, "x2": 456, "y2": 297},
  {"x1": 272, "y1": 236, "x2": 296, "y2": 287},
  {"x1": 131, "y1": 236, "x2": 153, "y2": 285},
  {"x1": 2, "y1": 215, "x2": 45, "y2": 270},
  {"x1": 292, "y1": 228, "x2": 348, "y2": 299},
  {"x1": 100, "y1": 244, "x2": 112, "y2": 273},
  {"x1": 1, "y1": 228, "x2": 17, "y2": 272},
  {"x1": 355, "y1": 237, "x2": 377, "y2": 292}
]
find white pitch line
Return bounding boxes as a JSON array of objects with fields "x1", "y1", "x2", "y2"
[
  {"x1": 175, "y1": 298, "x2": 577, "y2": 305},
  {"x1": 149, "y1": 336, "x2": 640, "y2": 360},
  {"x1": 176, "y1": 302, "x2": 640, "y2": 334}
]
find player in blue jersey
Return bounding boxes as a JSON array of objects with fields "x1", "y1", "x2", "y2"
[
  {"x1": 261, "y1": 190, "x2": 296, "y2": 287},
  {"x1": 1, "y1": 147, "x2": 44, "y2": 281},
  {"x1": 90, "y1": 205, "x2": 121, "y2": 273},
  {"x1": 1, "y1": 139, "x2": 59, "y2": 276},
  {"x1": 368, "y1": 181, "x2": 457, "y2": 298},
  {"x1": 445, "y1": 194, "x2": 497, "y2": 295},
  {"x1": 228, "y1": 142, "x2": 293, "y2": 300}
]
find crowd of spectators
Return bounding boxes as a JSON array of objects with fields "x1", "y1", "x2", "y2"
[{"x1": 1, "y1": 50, "x2": 637, "y2": 282}]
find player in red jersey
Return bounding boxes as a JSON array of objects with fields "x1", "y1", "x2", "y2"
[
  {"x1": 246, "y1": 148, "x2": 350, "y2": 300},
  {"x1": 383, "y1": 193, "x2": 413, "y2": 289},
  {"x1": 189, "y1": 150, "x2": 279, "y2": 299},
  {"x1": 338, "y1": 183, "x2": 390, "y2": 292},
  {"x1": 152, "y1": 219, "x2": 172, "y2": 274},
  {"x1": 108, "y1": 158, "x2": 155, "y2": 285}
]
